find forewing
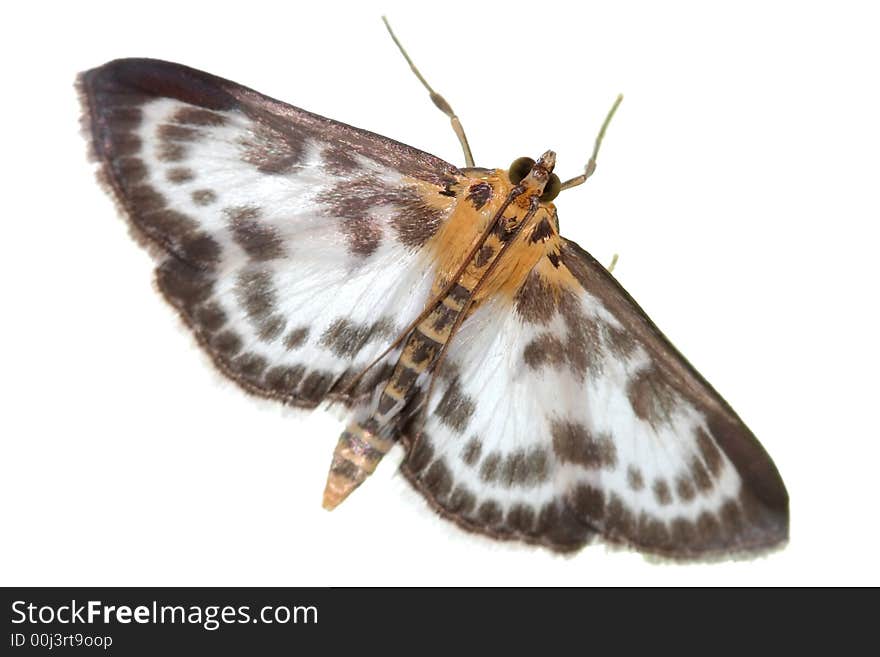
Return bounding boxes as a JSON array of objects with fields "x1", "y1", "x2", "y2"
[
  {"x1": 402, "y1": 238, "x2": 788, "y2": 557},
  {"x1": 79, "y1": 58, "x2": 461, "y2": 408}
]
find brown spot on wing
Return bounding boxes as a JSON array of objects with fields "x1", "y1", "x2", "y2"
[
  {"x1": 95, "y1": 107, "x2": 143, "y2": 158},
  {"x1": 265, "y1": 365, "x2": 306, "y2": 394},
  {"x1": 192, "y1": 189, "x2": 217, "y2": 206},
  {"x1": 155, "y1": 259, "x2": 214, "y2": 312},
  {"x1": 477, "y1": 501, "x2": 503, "y2": 527},
  {"x1": 239, "y1": 121, "x2": 307, "y2": 174},
  {"x1": 506, "y1": 505, "x2": 536, "y2": 533},
  {"x1": 521, "y1": 290, "x2": 604, "y2": 376},
  {"x1": 514, "y1": 270, "x2": 557, "y2": 325},
  {"x1": 606, "y1": 324, "x2": 637, "y2": 359},
  {"x1": 590, "y1": 447, "x2": 763, "y2": 549},
  {"x1": 284, "y1": 326, "x2": 310, "y2": 350},
  {"x1": 314, "y1": 177, "x2": 414, "y2": 257},
  {"x1": 178, "y1": 232, "x2": 221, "y2": 266},
  {"x1": 500, "y1": 448, "x2": 549, "y2": 487},
  {"x1": 257, "y1": 314, "x2": 286, "y2": 341},
  {"x1": 627, "y1": 466, "x2": 645, "y2": 491},
  {"x1": 80, "y1": 60, "x2": 463, "y2": 415},
  {"x1": 690, "y1": 457, "x2": 713, "y2": 493},
  {"x1": 340, "y1": 215, "x2": 382, "y2": 257},
  {"x1": 157, "y1": 140, "x2": 185, "y2": 162},
  {"x1": 627, "y1": 366, "x2": 680, "y2": 427},
  {"x1": 523, "y1": 333, "x2": 566, "y2": 369},
  {"x1": 320, "y1": 319, "x2": 373, "y2": 359},
  {"x1": 106, "y1": 105, "x2": 143, "y2": 130},
  {"x1": 390, "y1": 194, "x2": 448, "y2": 248},
  {"x1": 537, "y1": 500, "x2": 595, "y2": 548},
  {"x1": 676, "y1": 476, "x2": 696, "y2": 502},
  {"x1": 173, "y1": 107, "x2": 228, "y2": 126},
  {"x1": 637, "y1": 514, "x2": 671, "y2": 550},
  {"x1": 605, "y1": 494, "x2": 637, "y2": 538},
  {"x1": 461, "y1": 437, "x2": 482, "y2": 465},
  {"x1": 298, "y1": 370, "x2": 335, "y2": 403},
  {"x1": 571, "y1": 484, "x2": 605, "y2": 522},
  {"x1": 226, "y1": 206, "x2": 285, "y2": 261},
  {"x1": 557, "y1": 291, "x2": 601, "y2": 377},
  {"x1": 127, "y1": 184, "x2": 226, "y2": 264},
  {"x1": 212, "y1": 330, "x2": 243, "y2": 356},
  {"x1": 423, "y1": 460, "x2": 453, "y2": 501},
  {"x1": 720, "y1": 499, "x2": 743, "y2": 535},
  {"x1": 560, "y1": 240, "x2": 788, "y2": 540},
  {"x1": 479, "y1": 452, "x2": 501, "y2": 482},
  {"x1": 653, "y1": 479, "x2": 672, "y2": 506},
  {"x1": 551, "y1": 420, "x2": 617, "y2": 470},
  {"x1": 434, "y1": 377, "x2": 476, "y2": 433},
  {"x1": 402, "y1": 430, "x2": 594, "y2": 550},
  {"x1": 235, "y1": 268, "x2": 276, "y2": 321},
  {"x1": 157, "y1": 123, "x2": 201, "y2": 162},
  {"x1": 447, "y1": 487, "x2": 477, "y2": 514},
  {"x1": 407, "y1": 434, "x2": 435, "y2": 474},
  {"x1": 166, "y1": 167, "x2": 195, "y2": 183},
  {"x1": 158, "y1": 123, "x2": 201, "y2": 142},
  {"x1": 116, "y1": 157, "x2": 147, "y2": 184},
  {"x1": 321, "y1": 144, "x2": 361, "y2": 176},
  {"x1": 194, "y1": 302, "x2": 227, "y2": 332},
  {"x1": 231, "y1": 271, "x2": 286, "y2": 341},
  {"x1": 233, "y1": 353, "x2": 268, "y2": 381},
  {"x1": 131, "y1": 181, "x2": 187, "y2": 216},
  {"x1": 696, "y1": 513, "x2": 722, "y2": 547},
  {"x1": 670, "y1": 518, "x2": 695, "y2": 546}
]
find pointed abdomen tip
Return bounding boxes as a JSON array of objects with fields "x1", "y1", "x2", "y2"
[
  {"x1": 322, "y1": 471, "x2": 358, "y2": 511},
  {"x1": 322, "y1": 489, "x2": 341, "y2": 511}
]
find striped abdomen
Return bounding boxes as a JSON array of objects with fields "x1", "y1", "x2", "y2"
[
  {"x1": 321, "y1": 216, "x2": 521, "y2": 510},
  {"x1": 322, "y1": 283, "x2": 472, "y2": 510}
]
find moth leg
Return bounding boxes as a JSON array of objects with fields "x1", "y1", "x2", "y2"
[
  {"x1": 382, "y1": 16, "x2": 475, "y2": 167},
  {"x1": 607, "y1": 253, "x2": 619, "y2": 273},
  {"x1": 559, "y1": 94, "x2": 624, "y2": 191}
]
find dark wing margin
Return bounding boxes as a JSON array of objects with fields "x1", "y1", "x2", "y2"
[
  {"x1": 560, "y1": 238, "x2": 789, "y2": 554},
  {"x1": 77, "y1": 59, "x2": 460, "y2": 265},
  {"x1": 77, "y1": 58, "x2": 461, "y2": 409},
  {"x1": 79, "y1": 57, "x2": 460, "y2": 187},
  {"x1": 399, "y1": 434, "x2": 598, "y2": 553},
  {"x1": 394, "y1": 233, "x2": 787, "y2": 559}
]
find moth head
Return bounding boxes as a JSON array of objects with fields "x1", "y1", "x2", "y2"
[{"x1": 507, "y1": 150, "x2": 561, "y2": 203}]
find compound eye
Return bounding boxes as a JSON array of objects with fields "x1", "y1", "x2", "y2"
[
  {"x1": 508, "y1": 157, "x2": 535, "y2": 184},
  {"x1": 540, "y1": 173, "x2": 562, "y2": 202}
]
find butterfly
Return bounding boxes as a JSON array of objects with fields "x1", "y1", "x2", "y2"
[{"x1": 77, "y1": 19, "x2": 788, "y2": 559}]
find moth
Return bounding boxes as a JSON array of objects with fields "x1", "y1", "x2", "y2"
[{"x1": 77, "y1": 19, "x2": 788, "y2": 558}]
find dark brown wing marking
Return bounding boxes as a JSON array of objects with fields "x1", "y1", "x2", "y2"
[
  {"x1": 78, "y1": 58, "x2": 462, "y2": 410},
  {"x1": 558, "y1": 238, "x2": 788, "y2": 555}
]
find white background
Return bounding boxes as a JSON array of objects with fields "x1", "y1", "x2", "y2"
[{"x1": 2, "y1": 0, "x2": 878, "y2": 586}]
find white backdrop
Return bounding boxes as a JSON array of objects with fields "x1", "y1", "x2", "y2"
[{"x1": 2, "y1": 0, "x2": 878, "y2": 586}]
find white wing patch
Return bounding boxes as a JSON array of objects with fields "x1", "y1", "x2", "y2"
[
  {"x1": 403, "y1": 296, "x2": 594, "y2": 550},
  {"x1": 404, "y1": 279, "x2": 784, "y2": 556},
  {"x1": 80, "y1": 62, "x2": 458, "y2": 409}
]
